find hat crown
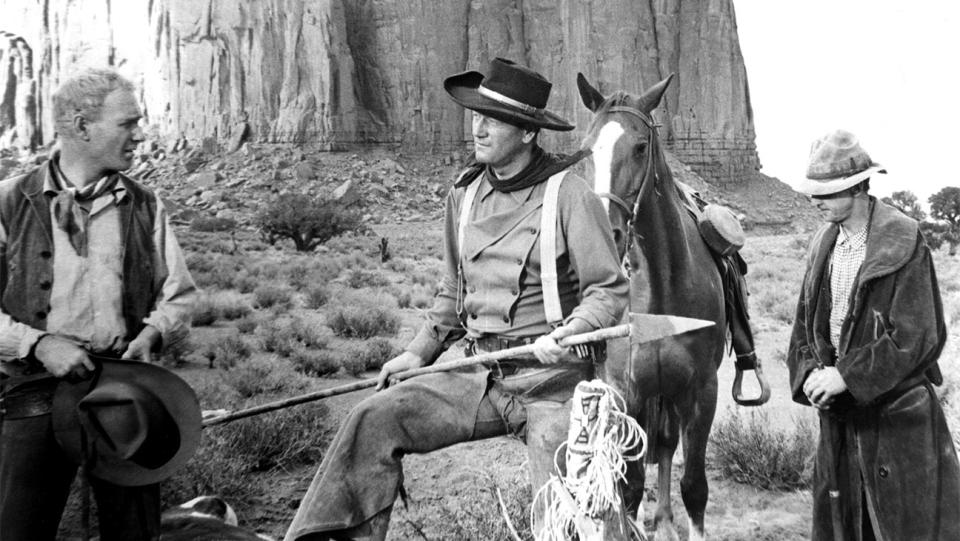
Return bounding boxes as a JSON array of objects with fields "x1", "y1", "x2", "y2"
[
  {"x1": 78, "y1": 381, "x2": 180, "y2": 468},
  {"x1": 481, "y1": 58, "x2": 552, "y2": 110},
  {"x1": 806, "y1": 129, "x2": 876, "y2": 180}
]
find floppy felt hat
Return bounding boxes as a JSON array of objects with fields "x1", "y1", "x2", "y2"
[
  {"x1": 444, "y1": 57, "x2": 574, "y2": 131},
  {"x1": 52, "y1": 357, "x2": 202, "y2": 487},
  {"x1": 794, "y1": 129, "x2": 886, "y2": 196}
]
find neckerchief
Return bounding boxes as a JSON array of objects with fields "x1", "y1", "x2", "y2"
[
  {"x1": 50, "y1": 166, "x2": 120, "y2": 257},
  {"x1": 454, "y1": 145, "x2": 591, "y2": 192}
]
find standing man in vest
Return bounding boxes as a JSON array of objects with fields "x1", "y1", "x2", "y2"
[
  {"x1": 0, "y1": 68, "x2": 198, "y2": 540},
  {"x1": 285, "y1": 58, "x2": 628, "y2": 540},
  {"x1": 787, "y1": 129, "x2": 960, "y2": 540}
]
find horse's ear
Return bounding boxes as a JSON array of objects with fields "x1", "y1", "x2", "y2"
[
  {"x1": 638, "y1": 72, "x2": 675, "y2": 114},
  {"x1": 577, "y1": 73, "x2": 604, "y2": 112}
]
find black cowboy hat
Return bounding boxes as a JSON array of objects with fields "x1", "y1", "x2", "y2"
[
  {"x1": 52, "y1": 358, "x2": 202, "y2": 487},
  {"x1": 444, "y1": 58, "x2": 574, "y2": 131}
]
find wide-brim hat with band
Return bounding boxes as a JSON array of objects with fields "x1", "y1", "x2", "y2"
[
  {"x1": 794, "y1": 129, "x2": 886, "y2": 196},
  {"x1": 444, "y1": 57, "x2": 574, "y2": 131},
  {"x1": 52, "y1": 357, "x2": 202, "y2": 487}
]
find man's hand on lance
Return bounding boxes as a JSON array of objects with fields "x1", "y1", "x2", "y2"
[{"x1": 377, "y1": 351, "x2": 426, "y2": 390}]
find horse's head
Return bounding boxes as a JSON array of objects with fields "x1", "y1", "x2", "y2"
[{"x1": 577, "y1": 73, "x2": 674, "y2": 258}]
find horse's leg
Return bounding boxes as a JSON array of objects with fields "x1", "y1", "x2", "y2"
[
  {"x1": 679, "y1": 373, "x2": 718, "y2": 541},
  {"x1": 653, "y1": 403, "x2": 681, "y2": 541}
]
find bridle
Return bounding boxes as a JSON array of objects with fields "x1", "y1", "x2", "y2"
[{"x1": 592, "y1": 103, "x2": 662, "y2": 258}]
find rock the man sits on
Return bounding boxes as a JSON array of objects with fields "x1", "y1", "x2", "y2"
[
  {"x1": 284, "y1": 58, "x2": 628, "y2": 541},
  {"x1": 0, "y1": 68, "x2": 198, "y2": 541}
]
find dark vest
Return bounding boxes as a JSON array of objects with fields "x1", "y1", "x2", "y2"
[{"x1": 0, "y1": 161, "x2": 165, "y2": 347}]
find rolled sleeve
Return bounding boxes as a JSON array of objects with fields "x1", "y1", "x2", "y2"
[
  {"x1": 141, "y1": 197, "x2": 199, "y2": 350},
  {"x1": 404, "y1": 189, "x2": 467, "y2": 364}
]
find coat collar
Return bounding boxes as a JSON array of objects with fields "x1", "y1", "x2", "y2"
[{"x1": 804, "y1": 197, "x2": 919, "y2": 305}]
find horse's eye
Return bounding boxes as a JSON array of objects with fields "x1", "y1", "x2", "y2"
[{"x1": 633, "y1": 142, "x2": 647, "y2": 158}]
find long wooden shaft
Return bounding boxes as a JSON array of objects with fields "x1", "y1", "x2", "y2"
[{"x1": 202, "y1": 324, "x2": 630, "y2": 427}]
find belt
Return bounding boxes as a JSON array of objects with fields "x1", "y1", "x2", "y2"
[
  {"x1": 0, "y1": 377, "x2": 58, "y2": 419},
  {"x1": 468, "y1": 335, "x2": 606, "y2": 376}
]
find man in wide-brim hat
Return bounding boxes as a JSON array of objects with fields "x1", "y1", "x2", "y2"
[
  {"x1": 285, "y1": 58, "x2": 628, "y2": 541},
  {"x1": 787, "y1": 128, "x2": 960, "y2": 540}
]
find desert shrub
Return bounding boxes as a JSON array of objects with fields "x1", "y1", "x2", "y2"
[
  {"x1": 160, "y1": 336, "x2": 194, "y2": 367},
  {"x1": 255, "y1": 192, "x2": 363, "y2": 252},
  {"x1": 710, "y1": 409, "x2": 817, "y2": 490},
  {"x1": 163, "y1": 383, "x2": 331, "y2": 512},
  {"x1": 391, "y1": 471, "x2": 533, "y2": 541},
  {"x1": 235, "y1": 316, "x2": 259, "y2": 334},
  {"x1": 395, "y1": 284, "x2": 434, "y2": 309},
  {"x1": 384, "y1": 257, "x2": 412, "y2": 273},
  {"x1": 214, "y1": 291, "x2": 253, "y2": 320},
  {"x1": 250, "y1": 261, "x2": 282, "y2": 280},
  {"x1": 291, "y1": 319, "x2": 333, "y2": 349},
  {"x1": 233, "y1": 271, "x2": 259, "y2": 294},
  {"x1": 305, "y1": 284, "x2": 331, "y2": 309},
  {"x1": 327, "y1": 301, "x2": 400, "y2": 339},
  {"x1": 252, "y1": 284, "x2": 294, "y2": 310},
  {"x1": 355, "y1": 337, "x2": 399, "y2": 371},
  {"x1": 222, "y1": 355, "x2": 309, "y2": 398},
  {"x1": 256, "y1": 319, "x2": 300, "y2": 357},
  {"x1": 200, "y1": 334, "x2": 252, "y2": 369},
  {"x1": 344, "y1": 268, "x2": 391, "y2": 289},
  {"x1": 191, "y1": 216, "x2": 237, "y2": 232},
  {"x1": 290, "y1": 349, "x2": 341, "y2": 377},
  {"x1": 190, "y1": 294, "x2": 220, "y2": 326}
]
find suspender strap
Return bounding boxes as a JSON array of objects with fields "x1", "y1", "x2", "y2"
[
  {"x1": 456, "y1": 171, "x2": 483, "y2": 316},
  {"x1": 540, "y1": 170, "x2": 568, "y2": 327}
]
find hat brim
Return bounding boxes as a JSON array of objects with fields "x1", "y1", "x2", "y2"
[
  {"x1": 794, "y1": 165, "x2": 886, "y2": 196},
  {"x1": 53, "y1": 358, "x2": 201, "y2": 487},
  {"x1": 444, "y1": 71, "x2": 574, "y2": 131}
]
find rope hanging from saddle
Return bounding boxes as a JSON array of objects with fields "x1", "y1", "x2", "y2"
[{"x1": 530, "y1": 379, "x2": 647, "y2": 540}]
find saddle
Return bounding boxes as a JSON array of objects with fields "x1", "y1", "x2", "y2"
[{"x1": 675, "y1": 182, "x2": 758, "y2": 371}]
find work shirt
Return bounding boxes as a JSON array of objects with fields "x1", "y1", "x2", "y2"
[
  {"x1": 0, "y1": 163, "x2": 196, "y2": 374},
  {"x1": 407, "y1": 165, "x2": 628, "y2": 363},
  {"x1": 828, "y1": 225, "x2": 867, "y2": 348}
]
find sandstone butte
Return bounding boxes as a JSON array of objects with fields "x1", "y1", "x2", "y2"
[{"x1": 1, "y1": 0, "x2": 760, "y2": 187}]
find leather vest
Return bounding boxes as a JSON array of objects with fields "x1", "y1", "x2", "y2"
[{"x1": 0, "y1": 162, "x2": 164, "y2": 346}]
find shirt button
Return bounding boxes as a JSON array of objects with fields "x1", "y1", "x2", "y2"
[
  {"x1": 468, "y1": 286, "x2": 476, "y2": 293},
  {"x1": 40, "y1": 251, "x2": 52, "y2": 259},
  {"x1": 511, "y1": 289, "x2": 518, "y2": 296},
  {"x1": 39, "y1": 281, "x2": 52, "y2": 290},
  {"x1": 501, "y1": 315, "x2": 509, "y2": 323},
  {"x1": 35, "y1": 311, "x2": 46, "y2": 319},
  {"x1": 469, "y1": 313, "x2": 477, "y2": 319},
  {"x1": 516, "y1": 258, "x2": 523, "y2": 266},
  {"x1": 878, "y1": 466, "x2": 889, "y2": 478}
]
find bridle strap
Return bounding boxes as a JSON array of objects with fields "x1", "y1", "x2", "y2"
[{"x1": 595, "y1": 192, "x2": 632, "y2": 215}]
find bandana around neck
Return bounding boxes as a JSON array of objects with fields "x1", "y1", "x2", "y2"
[
  {"x1": 455, "y1": 145, "x2": 591, "y2": 193},
  {"x1": 50, "y1": 162, "x2": 120, "y2": 256}
]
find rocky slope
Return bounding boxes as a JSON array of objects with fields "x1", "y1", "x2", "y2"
[{"x1": 2, "y1": 0, "x2": 759, "y2": 185}]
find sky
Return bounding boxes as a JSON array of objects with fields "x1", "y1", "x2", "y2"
[{"x1": 733, "y1": 0, "x2": 960, "y2": 207}]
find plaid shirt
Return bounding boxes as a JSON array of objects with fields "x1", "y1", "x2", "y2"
[{"x1": 829, "y1": 225, "x2": 868, "y2": 348}]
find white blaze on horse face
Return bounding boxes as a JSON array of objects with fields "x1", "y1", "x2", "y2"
[{"x1": 591, "y1": 121, "x2": 626, "y2": 213}]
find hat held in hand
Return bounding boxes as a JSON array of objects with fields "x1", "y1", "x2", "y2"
[
  {"x1": 795, "y1": 129, "x2": 886, "y2": 196},
  {"x1": 53, "y1": 358, "x2": 202, "y2": 487}
]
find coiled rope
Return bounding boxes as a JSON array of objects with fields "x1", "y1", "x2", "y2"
[{"x1": 531, "y1": 379, "x2": 647, "y2": 540}]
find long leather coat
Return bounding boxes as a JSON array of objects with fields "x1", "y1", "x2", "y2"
[{"x1": 787, "y1": 199, "x2": 960, "y2": 541}]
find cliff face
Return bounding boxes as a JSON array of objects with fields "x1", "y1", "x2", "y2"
[{"x1": 0, "y1": 0, "x2": 759, "y2": 184}]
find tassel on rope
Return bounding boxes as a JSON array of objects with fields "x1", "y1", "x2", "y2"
[{"x1": 531, "y1": 379, "x2": 647, "y2": 540}]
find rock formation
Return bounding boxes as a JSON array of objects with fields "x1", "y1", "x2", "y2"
[{"x1": 0, "y1": 0, "x2": 759, "y2": 184}]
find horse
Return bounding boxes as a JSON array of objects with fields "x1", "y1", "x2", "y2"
[{"x1": 577, "y1": 73, "x2": 726, "y2": 541}]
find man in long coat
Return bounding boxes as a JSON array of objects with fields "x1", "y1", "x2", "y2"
[{"x1": 787, "y1": 129, "x2": 960, "y2": 541}]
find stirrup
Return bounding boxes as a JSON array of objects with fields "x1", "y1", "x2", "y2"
[{"x1": 732, "y1": 354, "x2": 771, "y2": 407}]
